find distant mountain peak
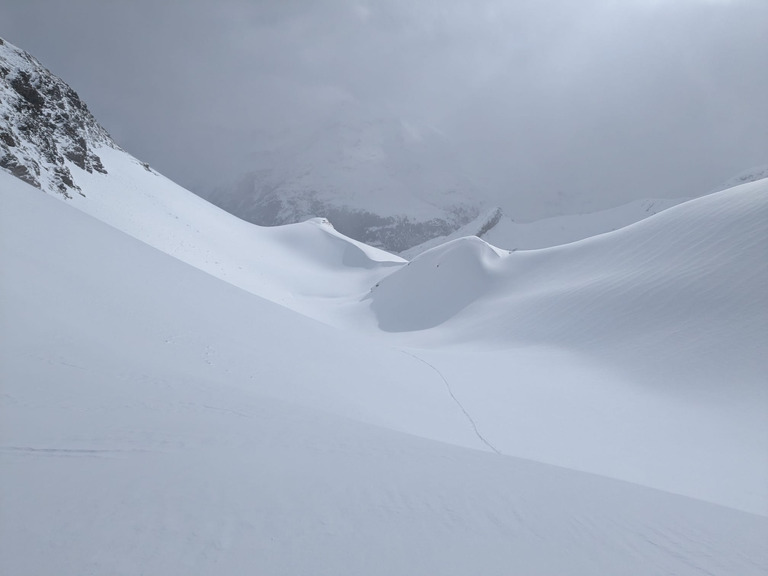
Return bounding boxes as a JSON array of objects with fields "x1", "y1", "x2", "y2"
[
  {"x1": 201, "y1": 104, "x2": 484, "y2": 253},
  {"x1": 0, "y1": 36, "x2": 117, "y2": 197}
]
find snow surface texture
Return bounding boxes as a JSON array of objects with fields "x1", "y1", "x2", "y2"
[{"x1": 2, "y1": 172, "x2": 767, "y2": 576}]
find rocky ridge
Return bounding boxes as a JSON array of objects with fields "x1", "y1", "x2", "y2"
[{"x1": 0, "y1": 37, "x2": 117, "y2": 198}]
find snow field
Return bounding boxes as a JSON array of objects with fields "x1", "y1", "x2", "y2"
[
  {"x1": 2, "y1": 151, "x2": 767, "y2": 574},
  {"x1": 2, "y1": 173, "x2": 767, "y2": 575}
]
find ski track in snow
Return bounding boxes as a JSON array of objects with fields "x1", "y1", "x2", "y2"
[
  {"x1": 0, "y1": 446, "x2": 151, "y2": 457},
  {"x1": 399, "y1": 349, "x2": 502, "y2": 455}
]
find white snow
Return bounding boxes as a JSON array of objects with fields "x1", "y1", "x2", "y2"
[
  {"x1": 365, "y1": 181, "x2": 768, "y2": 512},
  {"x1": 2, "y1": 151, "x2": 767, "y2": 575},
  {"x1": 63, "y1": 145, "x2": 405, "y2": 322},
  {"x1": 403, "y1": 197, "x2": 688, "y2": 257}
]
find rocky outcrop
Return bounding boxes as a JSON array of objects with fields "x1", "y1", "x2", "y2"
[{"x1": 0, "y1": 37, "x2": 115, "y2": 198}]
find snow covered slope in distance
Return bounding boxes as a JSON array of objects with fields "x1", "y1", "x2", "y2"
[
  {"x1": 401, "y1": 162, "x2": 765, "y2": 258},
  {"x1": 2, "y1": 169, "x2": 767, "y2": 576},
  {"x1": 482, "y1": 196, "x2": 687, "y2": 251},
  {"x1": 402, "y1": 197, "x2": 687, "y2": 257},
  {"x1": 366, "y1": 179, "x2": 768, "y2": 512},
  {"x1": 66, "y1": 146, "x2": 405, "y2": 320},
  {"x1": 714, "y1": 162, "x2": 768, "y2": 191},
  {"x1": 0, "y1": 37, "x2": 404, "y2": 321}
]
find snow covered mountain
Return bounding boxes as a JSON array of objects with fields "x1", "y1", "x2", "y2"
[
  {"x1": 200, "y1": 102, "x2": 483, "y2": 253},
  {"x1": 3, "y1": 168, "x2": 767, "y2": 576},
  {"x1": 0, "y1": 37, "x2": 403, "y2": 320},
  {"x1": 402, "y1": 197, "x2": 688, "y2": 257},
  {"x1": 2, "y1": 38, "x2": 767, "y2": 575},
  {"x1": 0, "y1": 37, "x2": 116, "y2": 197}
]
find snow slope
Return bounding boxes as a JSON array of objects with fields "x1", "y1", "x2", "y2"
[
  {"x1": 4, "y1": 134, "x2": 766, "y2": 516},
  {"x1": 3, "y1": 36, "x2": 767, "y2": 575},
  {"x1": 0, "y1": 35, "x2": 404, "y2": 321},
  {"x1": 482, "y1": 197, "x2": 687, "y2": 251},
  {"x1": 58, "y1": 145, "x2": 406, "y2": 321},
  {"x1": 402, "y1": 197, "x2": 687, "y2": 257},
  {"x1": 2, "y1": 171, "x2": 767, "y2": 576},
  {"x1": 366, "y1": 179, "x2": 768, "y2": 513}
]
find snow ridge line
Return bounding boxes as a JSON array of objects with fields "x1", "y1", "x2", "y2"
[{"x1": 400, "y1": 350, "x2": 501, "y2": 455}]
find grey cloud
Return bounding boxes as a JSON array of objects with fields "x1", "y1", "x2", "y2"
[{"x1": 2, "y1": 0, "x2": 766, "y2": 217}]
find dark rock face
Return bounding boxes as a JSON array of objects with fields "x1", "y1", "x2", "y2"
[{"x1": 0, "y1": 37, "x2": 115, "y2": 197}]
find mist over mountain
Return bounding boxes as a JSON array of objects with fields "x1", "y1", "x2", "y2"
[
  {"x1": 4, "y1": 0, "x2": 766, "y2": 230},
  {"x1": 200, "y1": 101, "x2": 485, "y2": 252}
]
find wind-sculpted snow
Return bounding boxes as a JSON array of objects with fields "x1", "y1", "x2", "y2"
[
  {"x1": 369, "y1": 179, "x2": 767, "y2": 359},
  {"x1": 365, "y1": 180, "x2": 768, "y2": 513},
  {"x1": 2, "y1": 171, "x2": 767, "y2": 576},
  {"x1": 369, "y1": 236, "x2": 508, "y2": 331},
  {"x1": 369, "y1": 179, "x2": 768, "y2": 401}
]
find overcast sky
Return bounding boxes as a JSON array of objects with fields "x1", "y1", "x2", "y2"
[{"x1": 3, "y1": 0, "x2": 767, "y2": 217}]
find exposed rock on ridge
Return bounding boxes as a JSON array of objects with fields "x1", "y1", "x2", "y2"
[{"x1": 0, "y1": 36, "x2": 115, "y2": 197}]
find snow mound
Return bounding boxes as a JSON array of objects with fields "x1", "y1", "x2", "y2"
[
  {"x1": 369, "y1": 236, "x2": 507, "y2": 331},
  {"x1": 370, "y1": 179, "x2": 767, "y2": 348},
  {"x1": 400, "y1": 206, "x2": 503, "y2": 259},
  {"x1": 368, "y1": 179, "x2": 768, "y2": 395}
]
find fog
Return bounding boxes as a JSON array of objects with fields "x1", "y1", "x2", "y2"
[{"x1": 3, "y1": 0, "x2": 766, "y2": 218}]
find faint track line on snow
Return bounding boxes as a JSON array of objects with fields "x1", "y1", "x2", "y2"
[
  {"x1": 0, "y1": 446, "x2": 150, "y2": 458},
  {"x1": 400, "y1": 350, "x2": 501, "y2": 455}
]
